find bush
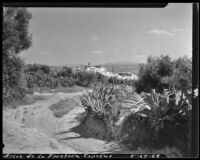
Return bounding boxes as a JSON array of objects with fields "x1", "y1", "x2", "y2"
[
  {"x1": 24, "y1": 64, "x2": 110, "y2": 91},
  {"x1": 25, "y1": 64, "x2": 61, "y2": 89},
  {"x1": 3, "y1": 55, "x2": 27, "y2": 103},
  {"x1": 57, "y1": 66, "x2": 72, "y2": 77},
  {"x1": 108, "y1": 76, "x2": 135, "y2": 86},
  {"x1": 119, "y1": 113, "x2": 156, "y2": 149}
]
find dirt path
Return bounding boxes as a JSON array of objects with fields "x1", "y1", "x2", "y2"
[
  {"x1": 3, "y1": 91, "x2": 127, "y2": 154},
  {"x1": 54, "y1": 106, "x2": 125, "y2": 154},
  {"x1": 3, "y1": 92, "x2": 82, "y2": 153}
]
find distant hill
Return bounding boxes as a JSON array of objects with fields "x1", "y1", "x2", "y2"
[{"x1": 101, "y1": 62, "x2": 144, "y2": 75}]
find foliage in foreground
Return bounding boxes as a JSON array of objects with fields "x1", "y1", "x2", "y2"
[
  {"x1": 78, "y1": 83, "x2": 126, "y2": 139},
  {"x1": 78, "y1": 82, "x2": 192, "y2": 156},
  {"x1": 120, "y1": 87, "x2": 192, "y2": 156}
]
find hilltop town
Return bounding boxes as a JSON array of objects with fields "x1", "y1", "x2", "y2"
[{"x1": 73, "y1": 63, "x2": 138, "y2": 80}]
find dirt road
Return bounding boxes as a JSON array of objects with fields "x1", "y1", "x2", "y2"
[{"x1": 3, "y1": 91, "x2": 127, "y2": 154}]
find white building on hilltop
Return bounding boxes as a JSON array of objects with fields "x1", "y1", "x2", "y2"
[
  {"x1": 73, "y1": 64, "x2": 138, "y2": 80},
  {"x1": 86, "y1": 67, "x2": 106, "y2": 73},
  {"x1": 116, "y1": 72, "x2": 138, "y2": 80}
]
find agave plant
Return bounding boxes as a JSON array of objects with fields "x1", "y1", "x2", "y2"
[
  {"x1": 137, "y1": 88, "x2": 191, "y2": 131},
  {"x1": 78, "y1": 83, "x2": 126, "y2": 137},
  {"x1": 79, "y1": 84, "x2": 121, "y2": 114},
  {"x1": 122, "y1": 87, "x2": 192, "y2": 153}
]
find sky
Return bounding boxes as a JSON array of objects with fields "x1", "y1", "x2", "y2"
[{"x1": 20, "y1": 3, "x2": 192, "y2": 66}]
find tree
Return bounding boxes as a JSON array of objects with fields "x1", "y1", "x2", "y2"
[
  {"x1": 3, "y1": 7, "x2": 32, "y2": 103},
  {"x1": 3, "y1": 7, "x2": 32, "y2": 55},
  {"x1": 136, "y1": 55, "x2": 174, "y2": 93},
  {"x1": 161, "y1": 56, "x2": 192, "y2": 92},
  {"x1": 157, "y1": 55, "x2": 173, "y2": 77},
  {"x1": 58, "y1": 66, "x2": 73, "y2": 77}
]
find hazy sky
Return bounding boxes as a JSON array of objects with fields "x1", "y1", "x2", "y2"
[{"x1": 20, "y1": 3, "x2": 192, "y2": 65}]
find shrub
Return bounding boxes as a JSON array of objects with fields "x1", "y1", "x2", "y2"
[
  {"x1": 57, "y1": 66, "x2": 72, "y2": 77},
  {"x1": 3, "y1": 55, "x2": 27, "y2": 104},
  {"x1": 24, "y1": 64, "x2": 111, "y2": 90}
]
